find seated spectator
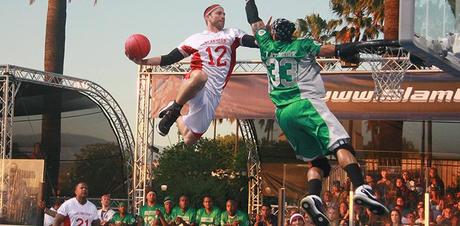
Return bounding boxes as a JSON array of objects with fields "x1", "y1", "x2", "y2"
[
  {"x1": 365, "y1": 174, "x2": 376, "y2": 189},
  {"x1": 377, "y1": 169, "x2": 394, "y2": 206},
  {"x1": 444, "y1": 192, "x2": 455, "y2": 208},
  {"x1": 172, "y1": 195, "x2": 196, "y2": 226},
  {"x1": 196, "y1": 195, "x2": 221, "y2": 226},
  {"x1": 401, "y1": 212, "x2": 415, "y2": 226},
  {"x1": 338, "y1": 202, "x2": 349, "y2": 226},
  {"x1": 157, "y1": 196, "x2": 175, "y2": 226},
  {"x1": 414, "y1": 207, "x2": 425, "y2": 225},
  {"x1": 254, "y1": 204, "x2": 276, "y2": 226},
  {"x1": 436, "y1": 207, "x2": 458, "y2": 226},
  {"x1": 385, "y1": 209, "x2": 402, "y2": 226},
  {"x1": 109, "y1": 202, "x2": 136, "y2": 226},
  {"x1": 323, "y1": 191, "x2": 339, "y2": 225},
  {"x1": 429, "y1": 167, "x2": 445, "y2": 196},
  {"x1": 289, "y1": 213, "x2": 305, "y2": 226},
  {"x1": 331, "y1": 181, "x2": 346, "y2": 204},
  {"x1": 395, "y1": 178, "x2": 409, "y2": 198},
  {"x1": 394, "y1": 197, "x2": 411, "y2": 216},
  {"x1": 220, "y1": 199, "x2": 249, "y2": 226}
]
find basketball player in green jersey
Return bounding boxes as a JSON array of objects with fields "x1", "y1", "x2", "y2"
[{"x1": 244, "y1": 1, "x2": 389, "y2": 225}]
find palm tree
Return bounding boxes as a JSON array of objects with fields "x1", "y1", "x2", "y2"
[
  {"x1": 295, "y1": 14, "x2": 341, "y2": 44},
  {"x1": 330, "y1": 0, "x2": 384, "y2": 43},
  {"x1": 30, "y1": 0, "x2": 96, "y2": 203}
]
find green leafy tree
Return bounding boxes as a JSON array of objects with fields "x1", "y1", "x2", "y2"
[
  {"x1": 152, "y1": 136, "x2": 249, "y2": 211},
  {"x1": 59, "y1": 142, "x2": 126, "y2": 198}
]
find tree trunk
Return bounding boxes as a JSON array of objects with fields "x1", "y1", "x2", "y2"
[
  {"x1": 42, "y1": 0, "x2": 66, "y2": 202},
  {"x1": 384, "y1": 0, "x2": 399, "y2": 40},
  {"x1": 379, "y1": 0, "x2": 403, "y2": 166}
]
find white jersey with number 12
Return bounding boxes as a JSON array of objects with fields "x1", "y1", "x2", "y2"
[{"x1": 178, "y1": 28, "x2": 246, "y2": 96}]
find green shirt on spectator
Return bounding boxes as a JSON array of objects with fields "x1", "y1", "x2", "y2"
[
  {"x1": 220, "y1": 210, "x2": 249, "y2": 226},
  {"x1": 110, "y1": 213, "x2": 136, "y2": 226},
  {"x1": 196, "y1": 207, "x2": 221, "y2": 226},
  {"x1": 172, "y1": 206, "x2": 197, "y2": 225},
  {"x1": 139, "y1": 204, "x2": 163, "y2": 226}
]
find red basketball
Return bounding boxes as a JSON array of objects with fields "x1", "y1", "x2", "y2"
[{"x1": 125, "y1": 34, "x2": 151, "y2": 59}]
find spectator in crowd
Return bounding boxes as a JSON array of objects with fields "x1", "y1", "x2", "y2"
[
  {"x1": 196, "y1": 195, "x2": 221, "y2": 226},
  {"x1": 400, "y1": 171, "x2": 413, "y2": 190},
  {"x1": 454, "y1": 200, "x2": 460, "y2": 219},
  {"x1": 41, "y1": 199, "x2": 63, "y2": 226},
  {"x1": 394, "y1": 197, "x2": 410, "y2": 216},
  {"x1": 444, "y1": 192, "x2": 455, "y2": 208},
  {"x1": 394, "y1": 178, "x2": 410, "y2": 199},
  {"x1": 331, "y1": 181, "x2": 347, "y2": 204},
  {"x1": 414, "y1": 207, "x2": 425, "y2": 225},
  {"x1": 53, "y1": 182, "x2": 99, "y2": 226},
  {"x1": 377, "y1": 169, "x2": 394, "y2": 206},
  {"x1": 98, "y1": 194, "x2": 115, "y2": 225},
  {"x1": 436, "y1": 207, "x2": 458, "y2": 225},
  {"x1": 323, "y1": 191, "x2": 339, "y2": 225},
  {"x1": 289, "y1": 213, "x2": 305, "y2": 226},
  {"x1": 156, "y1": 196, "x2": 175, "y2": 226},
  {"x1": 172, "y1": 195, "x2": 196, "y2": 226},
  {"x1": 429, "y1": 167, "x2": 445, "y2": 196},
  {"x1": 385, "y1": 209, "x2": 402, "y2": 226},
  {"x1": 352, "y1": 206, "x2": 369, "y2": 226},
  {"x1": 220, "y1": 199, "x2": 249, "y2": 226},
  {"x1": 253, "y1": 203, "x2": 276, "y2": 226},
  {"x1": 364, "y1": 175, "x2": 376, "y2": 189},
  {"x1": 338, "y1": 202, "x2": 349, "y2": 226},
  {"x1": 109, "y1": 202, "x2": 136, "y2": 226},
  {"x1": 401, "y1": 212, "x2": 415, "y2": 226},
  {"x1": 138, "y1": 191, "x2": 162, "y2": 226}
]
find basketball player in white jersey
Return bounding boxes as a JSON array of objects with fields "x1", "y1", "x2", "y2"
[
  {"x1": 128, "y1": 4, "x2": 258, "y2": 145},
  {"x1": 53, "y1": 182, "x2": 100, "y2": 226}
]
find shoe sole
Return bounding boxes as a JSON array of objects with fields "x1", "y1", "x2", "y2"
[
  {"x1": 300, "y1": 198, "x2": 330, "y2": 226},
  {"x1": 354, "y1": 195, "x2": 389, "y2": 216},
  {"x1": 156, "y1": 123, "x2": 167, "y2": 136},
  {"x1": 159, "y1": 101, "x2": 174, "y2": 118}
]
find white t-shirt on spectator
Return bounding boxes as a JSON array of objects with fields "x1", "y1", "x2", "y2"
[
  {"x1": 57, "y1": 197, "x2": 99, "y2": 226},
  {"x1": 44, "y1": 207, "x2": 60, "y2": 226},
  {"x1": 97, "y1": 208, "x2": 115, "y2": 222}
]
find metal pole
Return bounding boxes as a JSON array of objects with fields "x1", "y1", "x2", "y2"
[{"x1": 277, "y1": 188, "x2": 285, "y2": 226}]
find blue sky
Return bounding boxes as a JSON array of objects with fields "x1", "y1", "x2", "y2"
[{"x1": 1, "y1": 0, "x2": 332, "y2": 145}]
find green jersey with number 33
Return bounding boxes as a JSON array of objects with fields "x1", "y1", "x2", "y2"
[{"x1": 255, "y1": 28, "x2": 325, "y2": 107}]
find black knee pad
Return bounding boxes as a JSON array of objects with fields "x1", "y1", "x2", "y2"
[
  {"x1": 330, "y1": 138, "x2": 356, "y2": 156},
  {"x1": 311, "y1": 157, "x2": 331, "y2": 178}
]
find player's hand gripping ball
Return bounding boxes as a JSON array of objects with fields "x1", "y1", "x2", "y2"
[{"x1": 125, "y1": 34, "x2": 150, "y2": 60}]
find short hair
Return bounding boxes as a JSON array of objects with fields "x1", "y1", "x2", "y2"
[{"x1": 74, "y1": 181, "x2": 87, "y2": 190}]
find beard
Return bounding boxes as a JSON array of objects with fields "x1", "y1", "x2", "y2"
[{"x1": 210, "y1": 20, "x2": 225, "y2": 30}]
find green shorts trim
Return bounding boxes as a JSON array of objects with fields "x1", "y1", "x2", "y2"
[{"x1": 275, "y1": 98, "x2": 349, "y2": 161}]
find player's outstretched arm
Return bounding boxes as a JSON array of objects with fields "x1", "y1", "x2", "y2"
[
  {"x1": 245, "y1": 0, "x2": 265, "y2": 35},
  {"x1": 128, "y1": 48, "x2": 186, "y2": 66}
]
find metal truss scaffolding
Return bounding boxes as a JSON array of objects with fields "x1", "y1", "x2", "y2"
[
  {"x1": 136, "y1": 58, "x2": 441, "y2": 214},
  {"x1": 133, "y1": 71, "x2": 155, "y2": 213},
  {"x1": 239, "y1": 120, "x2": 262, "y2": 216},
  {"x1": 0, "y1": 64, "x2": 135, "y2": 207}
]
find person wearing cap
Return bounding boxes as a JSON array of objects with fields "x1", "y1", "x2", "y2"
[
  {"x1": 155, "y1": 196, "x2": 175, "y2": 226},
  {"x1": 289, "y1": 213, "x2": 305, "y2": 226},
  {"x1": 109, "y1": 202, "x2": 136, "y2": 226},
  {"x1": 172, "y1": 195, "x2": 196, "y2": 226},
  {"x1": 128, "y1": 4, "x2": 258, "y2": 145},
  {"x1": 138, "y1": 191, "x2": 163, "y2": 226},
  {"x1": 220, "y1": 199, "x2": 249, "y2": 226},
  {"x1": 196, "y1": 195, "x2": 221, "y2": 226},
  {"x1": 244, "y1": 1, "x2": 389, "y2": 226}
]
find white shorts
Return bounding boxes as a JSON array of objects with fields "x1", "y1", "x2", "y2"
[{"x1": 182, "y1": 87, "x2": 221, "y2": 137}]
